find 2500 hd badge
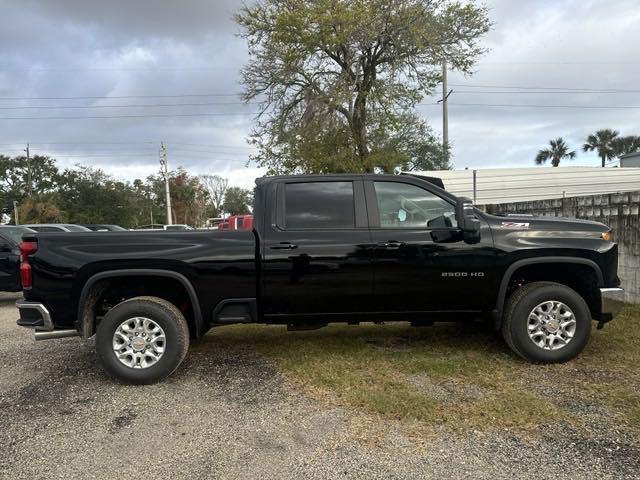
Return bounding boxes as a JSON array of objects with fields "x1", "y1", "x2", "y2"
[{"x1": 441, "y1": 272, "x2": 485, "y2": 277}]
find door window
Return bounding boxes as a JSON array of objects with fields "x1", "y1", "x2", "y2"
[
  {"x1": 284, "y1": 182, "x2": 355, "y2": 229},
  {"x1": 374, "y1": 182, "x2": 457, "y2": 229}
]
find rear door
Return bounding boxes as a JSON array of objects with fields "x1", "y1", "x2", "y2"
[{"x1": 261, "y1": 178, "x2": 374, "y2": 317}]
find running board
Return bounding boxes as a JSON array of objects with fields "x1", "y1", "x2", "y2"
[{"x1": 216, "y1": 316, "x2": 252, "y2": 324}]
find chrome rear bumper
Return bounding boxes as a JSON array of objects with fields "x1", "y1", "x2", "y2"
[{"x1": 16, "y1": 300, "x2": 79, "y2": 340}]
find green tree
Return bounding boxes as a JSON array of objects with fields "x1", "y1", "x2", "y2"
[
  {"x1": 222, "y1": 187, "x2": 253, "y2": 215},
  {"x1": 55, "y1": 166, "x2": 140, "y2": 227},
  {"x1": 17, "y1": 195, "x2": 64, "y2": 224},
  {"x1": 535, "y1": 138, "x2": 576, "y2": 167},
  {"x1": 131, "y1": 178, "x2": 164, "y2": 226},
  {"x1": 236, "y1": 0, "x2": 490, "y2": 174},
  {"x1": 612, "y1": 135, "x2": 640, "y2": 157},
  {"x1": 0, "y1": 155, "x2": 58, "y2": 222},
  {"x1": 0, "y1": 154, "x2": 59, "y2": 217},
  {"x1": 583, "y1": 129, "x2": 619, "y2": 167},
  {"x1": 147, "y1": 168, "x2": 209, "y2": 226}
]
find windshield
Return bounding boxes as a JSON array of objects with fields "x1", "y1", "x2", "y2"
[
  {"x1": 63, "y1": 224, "x2": 91, "y2": 232},
  {"x1": 165, "y1": 225, "x2": 192, "y2": 231},
  {"x1": 0, "y1": 226, "x2": 32, "y2": 244}
]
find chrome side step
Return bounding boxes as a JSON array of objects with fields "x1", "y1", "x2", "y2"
[{"x1": 35, "y1": 329, "x2": 79, "y2": 341}]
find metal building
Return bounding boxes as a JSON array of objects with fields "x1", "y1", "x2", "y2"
[
  {"x1": 410, "y1": 167, "x2": 640, "y2": 204},
  {"x1": 620, "y1": 152, "x2": 640, "y2": 168}
]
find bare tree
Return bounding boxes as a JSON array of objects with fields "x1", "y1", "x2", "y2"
[{"x1": 199, "y1": 174, "x2": 228, "y2": 217}]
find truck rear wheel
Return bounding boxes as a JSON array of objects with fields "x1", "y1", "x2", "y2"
[
  {"x1": 96, "y1": 296, "x2": 190, "y2": 384},
  {"x1": 502, "y1": 282, "x2": 591, "y2": 363}
]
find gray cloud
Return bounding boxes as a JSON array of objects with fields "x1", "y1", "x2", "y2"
[{"x1": 0, "y1": 0, "x2": 638, "y2": 188}]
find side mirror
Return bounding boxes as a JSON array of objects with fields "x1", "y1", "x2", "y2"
[{"x1": 456, "y1": 197, "x2": 481, "y2": 244}]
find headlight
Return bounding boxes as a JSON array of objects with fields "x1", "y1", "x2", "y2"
[{"x1": 601, "y1": 230, "x2": 613, "y2": 242}]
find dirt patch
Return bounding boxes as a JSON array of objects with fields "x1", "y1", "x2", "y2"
[
  {"x1": 405, "y1": 373, "x2": 488, "y2": 403},
  {"x1": 109, "y1": 407, "x2": 139, "y2": 433}
]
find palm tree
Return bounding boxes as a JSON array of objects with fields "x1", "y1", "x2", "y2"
[
  {"x1": 583, "y1": 129, "x2": 619, "y2": 167},
  {"x1": 535, "y1": 137, "x2": 576, "y2": 167},
  {"x1": 612, "y1": 135, "x2": 640, "y2": 156}
]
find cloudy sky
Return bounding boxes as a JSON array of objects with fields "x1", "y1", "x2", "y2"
[{"x1": 1, "y1": 0, "x2": 638, "y2": 188}]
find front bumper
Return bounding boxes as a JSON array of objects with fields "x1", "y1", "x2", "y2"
[
  {"x1": 598, "y1": 287, "x2": 625, "y2": 327},
  {"x1": 16, "y1": 300, "x2": 79, "y2": 340}
]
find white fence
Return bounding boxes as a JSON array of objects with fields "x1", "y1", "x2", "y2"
[{"x1": 410, "y1": 167, "x2": 640, "y2": 204}]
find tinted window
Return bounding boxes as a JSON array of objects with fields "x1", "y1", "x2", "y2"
[
  {"x1": 0, "y1": 227, "x2": 27, "y2": 244},
  {"x1": 285, "y1": 182, "x2": 355, "y2": 229},
  {"x1": 63, "y1": 225, "x2": 90, "y2": 232},
  {"x1": 374, "y1": 182, "x2": 457, "y2": 229},
  {"x1": 29, "y1": 226, "x2": 63, "y2": 232}
]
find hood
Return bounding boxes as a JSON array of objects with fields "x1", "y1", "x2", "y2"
[{"x1": 483, "y1": 212, "x2": 610, "y2": 233}]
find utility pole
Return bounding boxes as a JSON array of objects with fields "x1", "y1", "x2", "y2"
[
  {"x1": 159, "y1": 142, "x2": 173, "y2": 225},
  {"x1": 438, "y1": 62, "x2": 453, "y2": 152},
  {"x1": 13, "y1": 201, "x2": 19, "y2": 225},
  {"x1": 25, "y1": 143, "x2": 32, "y2": 197}
]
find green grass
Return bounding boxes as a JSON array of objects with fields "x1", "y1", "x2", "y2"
[{"x1": 201, "y1": 305, "x2": 640, "y2": 432}]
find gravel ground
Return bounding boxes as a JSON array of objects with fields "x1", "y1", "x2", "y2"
[{"x1": 0, "y1": 292, "x2": 638, "y2": 480}]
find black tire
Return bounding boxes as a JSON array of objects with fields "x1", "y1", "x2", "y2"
[
  {"x1": 96, "y1": 296, "x2": 190, "y2": 384},
  {"x1": 502, "y1": 282, "x2": 592, "y2": 363}
]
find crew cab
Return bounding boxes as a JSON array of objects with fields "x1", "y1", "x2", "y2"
[{"x1": 16, "y1": 174, "x2": 624, "y2": 383}]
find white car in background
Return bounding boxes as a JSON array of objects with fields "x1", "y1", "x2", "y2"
[{"x1": 23, "y1": 224, "x2": 92, "y2": 232}]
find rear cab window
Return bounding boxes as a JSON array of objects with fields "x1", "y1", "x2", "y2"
[{"x1": 283, "y1": 181, "x2": 356, "y2": 229}]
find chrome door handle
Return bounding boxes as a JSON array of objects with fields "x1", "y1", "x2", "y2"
[
  {"x1": 270, "y1": 242, "x2": 298, "y2": 250},
  {"x1": 378, "y1": 241, "x2": 405, "y2": 249}
]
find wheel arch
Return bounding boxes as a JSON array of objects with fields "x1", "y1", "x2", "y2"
[
  {"x1": 77, "y1": 269, "x2": 204, "y2": 339},
  {"x1": 493, "y1": 257, "x2": 603, "y2": 329}
]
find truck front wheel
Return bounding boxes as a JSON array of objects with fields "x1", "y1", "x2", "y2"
[
  {"x1": 502, "y1": 282, "x2": 592, "y2": 363},
  {"x1": 96, "y1": 296, "x2": 190, "y2": 384}
]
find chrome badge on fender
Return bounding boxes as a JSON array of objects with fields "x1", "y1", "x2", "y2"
[{"x1": 501, "y1": 222, "x2": 530, "y2": 229}]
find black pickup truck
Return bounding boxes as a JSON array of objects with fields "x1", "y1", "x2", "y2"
[{"x1": 16, "y1": 174, "x2": 624, "y2": 383}]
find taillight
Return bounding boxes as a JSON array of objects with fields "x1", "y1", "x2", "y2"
[{"x1": 19, "y1": 240, "x2": 38, "y2": 288}]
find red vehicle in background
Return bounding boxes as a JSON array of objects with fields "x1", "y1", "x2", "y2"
[{"x1": 218, "y1": 215, "x2": 253, "y2": 231}]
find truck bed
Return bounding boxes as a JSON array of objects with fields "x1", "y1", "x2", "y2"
[{"x1": 22, "y1": 230, "x2": 257, "y2": 330}]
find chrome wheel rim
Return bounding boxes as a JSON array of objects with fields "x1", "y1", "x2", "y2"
[
  {"x1": 527, "y1": 301, "x2": 577, "y2": 351},
  {"x1": 112, "y1": 317, "x2": 166, "y2": 369}
]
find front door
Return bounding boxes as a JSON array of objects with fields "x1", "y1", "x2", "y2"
[
  {"x1": 261, "y1": 178, "x2": 374, "y2": 317},
  {"x1": 366, "y1": 178, "x2": 496, "y2": 313}
]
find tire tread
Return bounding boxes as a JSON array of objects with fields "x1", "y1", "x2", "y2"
[{"x1": 96, "y1": 295, "x2": 190, "y2": 384}]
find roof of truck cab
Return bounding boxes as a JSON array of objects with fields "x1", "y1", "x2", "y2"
[
  {"x1": 254, "y1": 173, "x2": 454, "y2": 200},
  {"x1": 254, "y1": 173, "x2": 444, "y2": 183}
]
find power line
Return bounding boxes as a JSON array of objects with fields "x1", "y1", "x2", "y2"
[
  {"x1": 437, "y1": 90, "x2": 640, "y2": 95},
  {"x1": 0, "y1": 101, "x2": 258, "y2": 110},
  {"x1": 0, "y1": 60, "x2": 635, "y2": 72},
  {"x1": 449, "y1": 83, "x2": 640, "y2": 93},
  {"x1": 169, "y1": 142, "x2": 254, "y2": 150},
  {"x1": 0, "y1": 140, "x2": 160, "y2": 145},
  {"x1": 0, "y1": 66, "x2": 227, "y2": 72},
  {"x1": 0, "y1": 112, "x2": 260, "y2": 120},
  {"x1": 447, "y1": 103, "x2": 640, "y2": 110},
  {"x1": 38, "y1": 153, "x2": 156, "y2": 158},
  {"x1": 0, "y1": 141, "x2": 256, "y2": 154},
  {"x1": 477, "y1": 61, "x2": 639, "y2": 65},
  {"x1": 0, "y1": 93, "x2": 243, "y2": 100},
  {"x1": 417, "y1": 102, "x2": 640, "y2": 110}
]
